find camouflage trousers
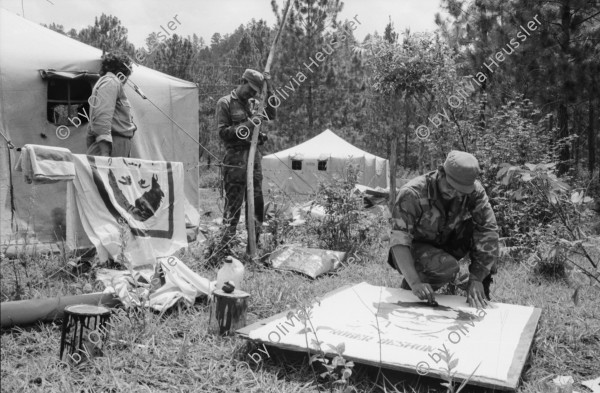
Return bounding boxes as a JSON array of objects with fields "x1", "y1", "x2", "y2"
[
  {"x1": 220, "y1": 147, "x2": 264, "y2": 248},
  {"x1": 390, "y1": 219, "x2": 497, "y2": 290}
]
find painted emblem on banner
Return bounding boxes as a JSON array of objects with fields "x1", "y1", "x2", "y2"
[
  {"x1": 87, "y1": 156, "x2": 174, "y2": 238},
  {"x1": 109, "y1": 171, "x2": 164, "y2": 221}
]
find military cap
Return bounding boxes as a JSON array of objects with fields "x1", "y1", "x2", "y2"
[
  {"x1": 242, "y1": 69, "x2": 264, "y2": 93},
  {"x1": 443, "y1": 150, "x2": 480, "y2": 193}
]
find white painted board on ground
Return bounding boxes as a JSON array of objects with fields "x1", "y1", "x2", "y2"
[{"x1": 238, "y1": 282, "x2": 541, "y2": 391}]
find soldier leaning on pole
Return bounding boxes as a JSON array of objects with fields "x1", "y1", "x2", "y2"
[
  {"x1": 388, "y1": 150, "x2": 499, "y2": 308},
  {"x1": 215, "y1": 69, "x2": 276, "y2": 256}
]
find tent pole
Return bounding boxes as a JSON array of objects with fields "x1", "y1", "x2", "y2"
[{"x1": 246, "y1": 0, "x2": 293, "y2": 261}]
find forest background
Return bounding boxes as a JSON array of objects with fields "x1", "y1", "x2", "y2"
[
  {"x1": 43, "y1": 0, "x2": 599, "y2": 181},
  {"x1": 2, "y1": 2, "x2": 598, "y2": 392}
]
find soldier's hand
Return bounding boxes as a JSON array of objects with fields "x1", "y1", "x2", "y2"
[
  {"x1": 411, "y1": 283, "x2": 436, "y2": 303},
  {"x1": 263, "y1": 72, "x2": 274, "y2": 91},
  {"x1": 258, "y1": 132, "x2": 268, "y2": 144},
  {"x1": 235, "y1": 120, "x2": 256, "y2": 140},
  {"x1": 467, "y1": 280, "x2": 488, "y2": 309}
]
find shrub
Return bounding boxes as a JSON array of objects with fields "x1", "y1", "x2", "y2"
[
  {"x1": 261, "y1": 192, "x2": 304, "y2": 257},
  {"x1": 496, "y1": 162, "x2": 599, "y2": 282},
  {"x1": 304, "y1": 163, "x2": 386, "y2": 259}
]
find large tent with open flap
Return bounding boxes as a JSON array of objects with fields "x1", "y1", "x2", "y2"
[
  {"x1": 262, "y1": 129, "x2": 389, "y2": 195},
  {"x1": 0, "y1": 9, "x2": 200, "y2": 245}
]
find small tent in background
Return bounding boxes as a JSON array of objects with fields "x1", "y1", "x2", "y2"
[
  {"x1": 262, "y1": 129, "x2": 389, "y2": 195},
  {"x1": 0, "y1": 9, "x2": 200, "y2": 245}
]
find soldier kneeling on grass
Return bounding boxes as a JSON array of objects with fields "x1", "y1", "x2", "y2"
[{"x1": 388, "y1": 150, "x2": 499, "y2": 309}]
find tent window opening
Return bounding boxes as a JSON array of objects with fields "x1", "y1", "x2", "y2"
[
  {"x1": 46, "y1": 78, "x2": 93, "y2": 126},
  {"x1": 292, "y1": 160, "x2": 302, "y2": 170},
  {"x1": 318, "y1": 160, "x2": 327, "y2": 171}
]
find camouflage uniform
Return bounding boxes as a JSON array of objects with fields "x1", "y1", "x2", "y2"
[
  {"x1": 388, "y1": 167, "x2": 499, "y2": 290},
  {"x1": 216, "y1": 90, "x2": 276, "y2": 248}
]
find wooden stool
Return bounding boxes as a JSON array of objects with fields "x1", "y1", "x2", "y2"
[
  {"x1": 208, "y1": 290, "x2": 250, "y2": 336},
  {"x1": 59, "y1": 304, "x2": 111, "y2": 364}
]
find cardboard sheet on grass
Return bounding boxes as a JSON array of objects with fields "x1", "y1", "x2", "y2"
[
  {"x1": 238, "y1": 282, "x2": 541, "y2": 391},
  {"x1": 68, "y1": 155, "x2": 186, "y2": 266},
  {"x1": 269, "y1": 245, "x2": 345, "y2": 278}
]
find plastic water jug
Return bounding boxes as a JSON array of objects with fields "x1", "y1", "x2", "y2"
[{"x1": 215, "y1": 256, "x2": 245, "y2": 292}]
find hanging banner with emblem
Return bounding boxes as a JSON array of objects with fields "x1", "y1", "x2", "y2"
[{"x1": 70, "y1": 154, "x2": 186, "y2": 266}]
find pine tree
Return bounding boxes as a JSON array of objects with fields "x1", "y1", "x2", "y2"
[
  {"x1": 436, "y1": 0, "x2": 600, "y2": 177},
  {"x1": 271, "y1": 0, "x2": 343, "y2": 140},
  {"x1": 76, "y1": 14, "x2": 135, "y2": 55}
]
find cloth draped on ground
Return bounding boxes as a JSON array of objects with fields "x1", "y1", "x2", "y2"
[
  {"x1": 96, "y1": 256, "x2": 214, "y2": 311},
  {"x1": 68, "y1": 154, "x2": 186, "y2": 266},
  {"x1": 15, "y1": 144, "x2": 75, "y2": 184}
]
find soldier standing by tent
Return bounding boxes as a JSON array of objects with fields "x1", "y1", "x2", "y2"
[
  {"x1": 86, "y1": 52, "x2": 137, "y2": 158},
  {"x1": 388, "y1": 151, "x2": 498, "y2": 308},
  {"x1": 215, "y1": 69, "x2": 276, "y2": 255}
]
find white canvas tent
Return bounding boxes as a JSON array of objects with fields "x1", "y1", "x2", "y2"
[
  {"x1": 0, "y1": 9, "x2": 200, "y2": 244},
  {"x1": 262, "y1": 129, "x2": 389, "y2": 194}
]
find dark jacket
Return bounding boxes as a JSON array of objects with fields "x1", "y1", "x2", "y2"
[{"x1": 216, "y1": 90, "x2": 276, "y2": 149}]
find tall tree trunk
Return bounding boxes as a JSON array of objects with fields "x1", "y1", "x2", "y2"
[
  {"x1": 547, "y1": 113, "x2": 554, "y2": 136},
  {"x1": 475, "y1": 88, "x2": 487, "y2": 149},
  {"x1": 557, "y1": 102, "x2": 570, "y2": 175},
  {"x1": 307, "y1": 83, "x2": 314, "y2": 130},
  {"x1": 589, "y1": 99, "x2": 597, "y2": 177},
  {"x1": 404, "y1": 100, "x2": 409, "y2": 167},
  {"x1": 306, "y1": 7, "x2": 315, "y2": 133},
  {"x1": 575, "y1": 108, "x2": 581, "y2": 170},
  {"x1": 557, "y1": 1, "x2": 571, "y2": 176},
  {"x1": 389, "y1": 133, "x2": 398, "y2": 214},
  {"x1": 386, "y1": 133, "x2": 391, "y2": 158},
  {"x1": 389, "y1": 99, "x2": 399, "y2": 213},
  {"x1": 417, "y1": 143, "x2": 425, "y2": 174}
]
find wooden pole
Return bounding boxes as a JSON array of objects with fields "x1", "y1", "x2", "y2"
[
  {"x1": 246, "y1": 0, "x2": 293, "y2": 261},
  {"x1": 389, "y1": 134, "x2": 398, "y2": 214},
  {"x1": 389, "y1": 100, "x2": 399, "y2": 214},
  {"x1": 1, "y1": 292, "x2": 119, "y2": 328},
  {"x1": 208, "y1": 289, "x2": 250, "y2": 336}
]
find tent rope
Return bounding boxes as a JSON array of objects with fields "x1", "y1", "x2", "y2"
[
  {"x1": 262, "y1": 173, "x2": 305, "y2": 209},
  {"x1": 125, "y1": 80, "x2": 214, "y2": 159},
  {"x1": 0, "y1": 129, "x2": 15, "y2": 150},
  {"x1": 124, "y1": 72, "x2": 333, "y2": 186},
  {"x1": 267, "y1": 152, "x2": 317, "y2": 192},
  {"x1": 125, "y1": 79, "x2": 247, "y2": 170}
]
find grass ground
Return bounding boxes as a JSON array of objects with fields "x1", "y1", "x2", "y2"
[{"x1": 1, "y1": 188, "x2": 599, "y2": 393}]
